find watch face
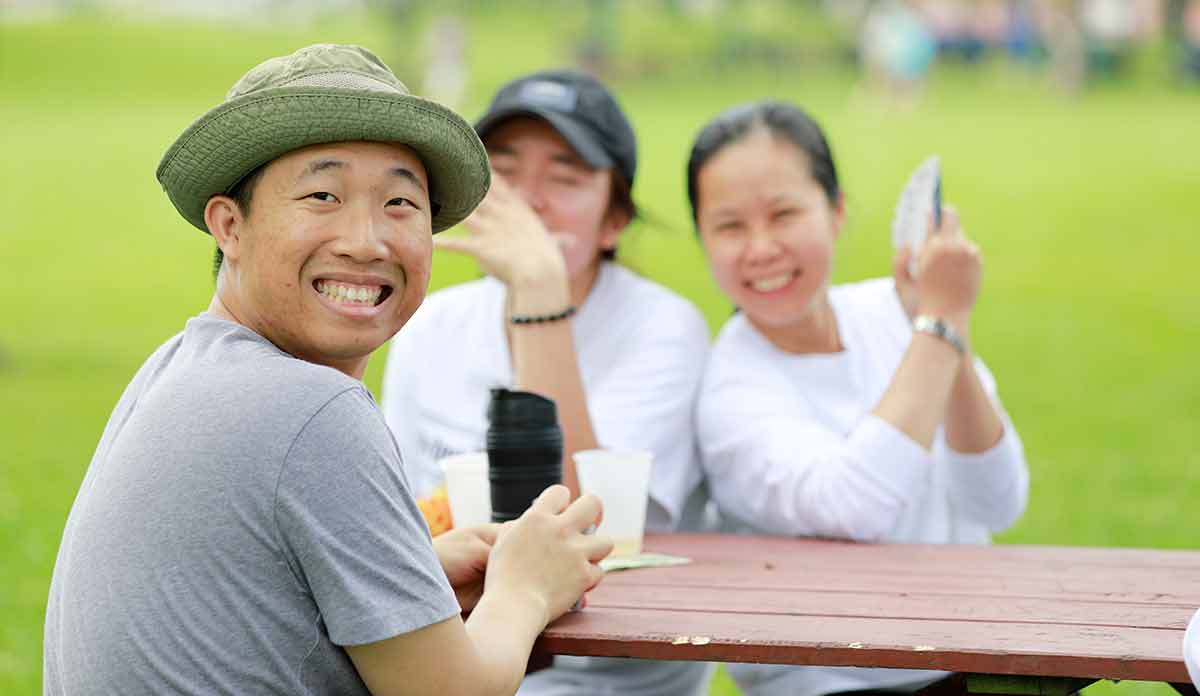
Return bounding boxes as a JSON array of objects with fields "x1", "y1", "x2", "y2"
[{"x1": 914, "y1": 315, "x2": 964, "y2": 354}]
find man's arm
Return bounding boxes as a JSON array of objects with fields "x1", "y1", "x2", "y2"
[
  {"x1": 507, "y1": 285, "x2": 598, "y2": 498},
  {"x1": 347, "y1": 486, "x2": 611, "y2": 696},
  {"x1": 433, "y1": 524, "x2": 499, "y2": 613},
  {"x1": 346, "y1": 597, "x2": 542, "y2": 696},
  {"x1": 279, "y1": 391, "x2": 609, "y2": 695}
]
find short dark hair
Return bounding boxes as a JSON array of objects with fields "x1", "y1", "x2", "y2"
[
  {"x1": 602, "y1": 170, "x2": 637, "y2": 261},
  {"x1": 212, "y1": 163, "x2": 267, "y2": 281},
  {"x1": 686, "y1": 100, "x2": 840, "y2": 225}
]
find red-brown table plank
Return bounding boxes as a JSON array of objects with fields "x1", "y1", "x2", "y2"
[
  {"x1": 599, "y1": 566, "x2": 1200, "y2": 605},
  {"x1": 599, "y1": 536, "x2": 1200, "y2": 603},
  {"x1": 536, "y1": 534, "x2": 1198, "y2": 683},
  {"x1": 539, "y1": 608, "x2": 1188, "y2": 682},
  {"x1": 585, "y1": 585, "x2": 1193, "y2": 630},
  {"x1": 644, "y1": 535, "x2": 1200, "y2": 571}
]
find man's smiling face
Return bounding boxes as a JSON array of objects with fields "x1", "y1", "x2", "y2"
[{"x1": 207, "y1": 140, "x2": 434, "y2": 378}]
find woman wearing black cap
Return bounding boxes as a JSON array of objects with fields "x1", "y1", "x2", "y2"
[{"x1": 382, "y1": 70, "x2": 714, "y2": 695}]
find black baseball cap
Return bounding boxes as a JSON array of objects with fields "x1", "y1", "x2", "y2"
[{"x1": 474, "y1": 69, "x2": 637, "y2": 186}]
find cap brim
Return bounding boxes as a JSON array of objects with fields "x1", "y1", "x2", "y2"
[
  {"x1": 475, "y1": 106, "x2": 614, "y2": 171},
  {"x1": 157, "y1": 86, "x2": 490, "y2": 234}
]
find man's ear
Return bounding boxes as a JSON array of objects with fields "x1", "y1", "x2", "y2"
[
  {"x1": 599, "y1": 206, "x2": 631, "y2": 253},
  {"x1": 205, "y1": 195, "x2": 244, "y2": 262}
]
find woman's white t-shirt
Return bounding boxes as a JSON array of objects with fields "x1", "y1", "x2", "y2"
[
  {"x1": 382, "y1": 262, "x2": 714, "y2": 696},
  {"x1": 697, "y1": 277, "x2": 1029, "y2": 696}
]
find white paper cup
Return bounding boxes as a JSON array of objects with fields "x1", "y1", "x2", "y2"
[
  {"x1": 572, "y1": 449, "x2": 652, "y2": 558},
  {"x1": 438, "y1": 452, "x2": 491, "y2": 528}
]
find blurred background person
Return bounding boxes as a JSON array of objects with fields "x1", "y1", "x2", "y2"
[
  {"x1": 858, "y1": 0, "x2": 938, "y2": 102},
  {"x1": 1173, "y1": 0, "x2": 1200, "y2": 80},
  {"x1": 421, "y1": 12, "x2": 469, "y2": 108},
  {"x1": 1033, "y1": 0, "x2": 1088, "y2": 91},
  {"x1": 1079, "y1": 0, "x2": 1140, "y2": 77}
]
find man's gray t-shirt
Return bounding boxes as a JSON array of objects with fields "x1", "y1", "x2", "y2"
[{"x1": 44, "y1": 314, "x2": 459, "y2": 695}]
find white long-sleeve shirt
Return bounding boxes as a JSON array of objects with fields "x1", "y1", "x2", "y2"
[
  {"x1": 381, "y1": 262, "x2": 715, "y2": 696},
  {"x1": 697, "y1": 277, "x2": 1029, "y2": 696}
]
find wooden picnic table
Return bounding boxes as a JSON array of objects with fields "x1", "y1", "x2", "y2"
[{"x1": 535, "y1": 533, "x2": 1200, "y2": 695}]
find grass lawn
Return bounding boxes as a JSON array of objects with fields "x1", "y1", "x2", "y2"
[{"x1": 2, "y1": 9, "x2": 1197, "y2": 695}]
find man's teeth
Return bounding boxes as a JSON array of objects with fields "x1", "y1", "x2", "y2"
[
  {"x1": 750, "y1": 273, "x2": 794, "y2": 292},
  {"x1": 316, "y1": 280, "x2": 383, "y2": 305}
]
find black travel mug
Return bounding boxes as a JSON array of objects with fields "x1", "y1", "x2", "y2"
[{"x1": 486, "y1": 388, "x2": 563, "y2": 523}]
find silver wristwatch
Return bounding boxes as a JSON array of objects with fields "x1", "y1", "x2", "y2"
[{"x1": 912, "y1": 315, "x2": 966, "y2": 355}]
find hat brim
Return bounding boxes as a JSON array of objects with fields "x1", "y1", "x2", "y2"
[
  {"x1": 474, "y1": 106, "x2": 614, "y2": 172},
  {"x1": 157, "y1": 86, "x2": 490, "y2": 234}
]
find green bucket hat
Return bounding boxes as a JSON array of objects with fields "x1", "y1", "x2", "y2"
[{"x1": 156, "y1": 43, "x2": 489, "y2": 234}]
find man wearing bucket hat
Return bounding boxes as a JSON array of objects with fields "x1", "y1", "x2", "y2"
[{"x1": 44, "y1": 44, "x2": 611, "y2": 696}]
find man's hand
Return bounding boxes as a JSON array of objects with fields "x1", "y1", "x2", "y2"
[
  {"x1": 434, "y1": 172, "x2": 569, "y2": 300},
  {"x1": 348, "y1": 490, "x2": 610, "y2": 696},
  {"x1": 483, "y1": 485, "x2": 612, "y2": 629},
  {"x1": 433, "y1": 524, "x2": 501, "y2": 613}
]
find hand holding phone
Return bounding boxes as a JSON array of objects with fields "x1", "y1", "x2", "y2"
[{"x1": 891, "y1": 155, "x2": 941, "y2": 276}]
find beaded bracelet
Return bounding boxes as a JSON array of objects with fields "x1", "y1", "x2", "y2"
[{"x1": 510, "y1": 306, "x2": 577, "y2": 325}]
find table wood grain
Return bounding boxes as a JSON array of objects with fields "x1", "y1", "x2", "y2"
[{"x1": 536, "y1": 534, "x2": 1198, "y2": 683}]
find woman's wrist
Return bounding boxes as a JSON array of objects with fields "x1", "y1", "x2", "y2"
[
  {"x1": 915, "y1": 305, "x2": 970, "y2": 340},
  {"x1": 913, "y1": 314, "x2": 969, "y2": 355}
]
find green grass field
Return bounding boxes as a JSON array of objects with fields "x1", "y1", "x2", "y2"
[{"x1": 2, "y1": 8, "x2": 1197, "y2": 695}]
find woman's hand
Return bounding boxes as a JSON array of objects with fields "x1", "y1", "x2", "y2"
[
  {"x1": 434, "y1": 171, "x2": 569, "y2": 300},
  {"x1": 892, "y1": 205, "x2": 981, "y2": 335},
  {"x1": 892, "y1": 244, "x2": 920, "y2": 321}
]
